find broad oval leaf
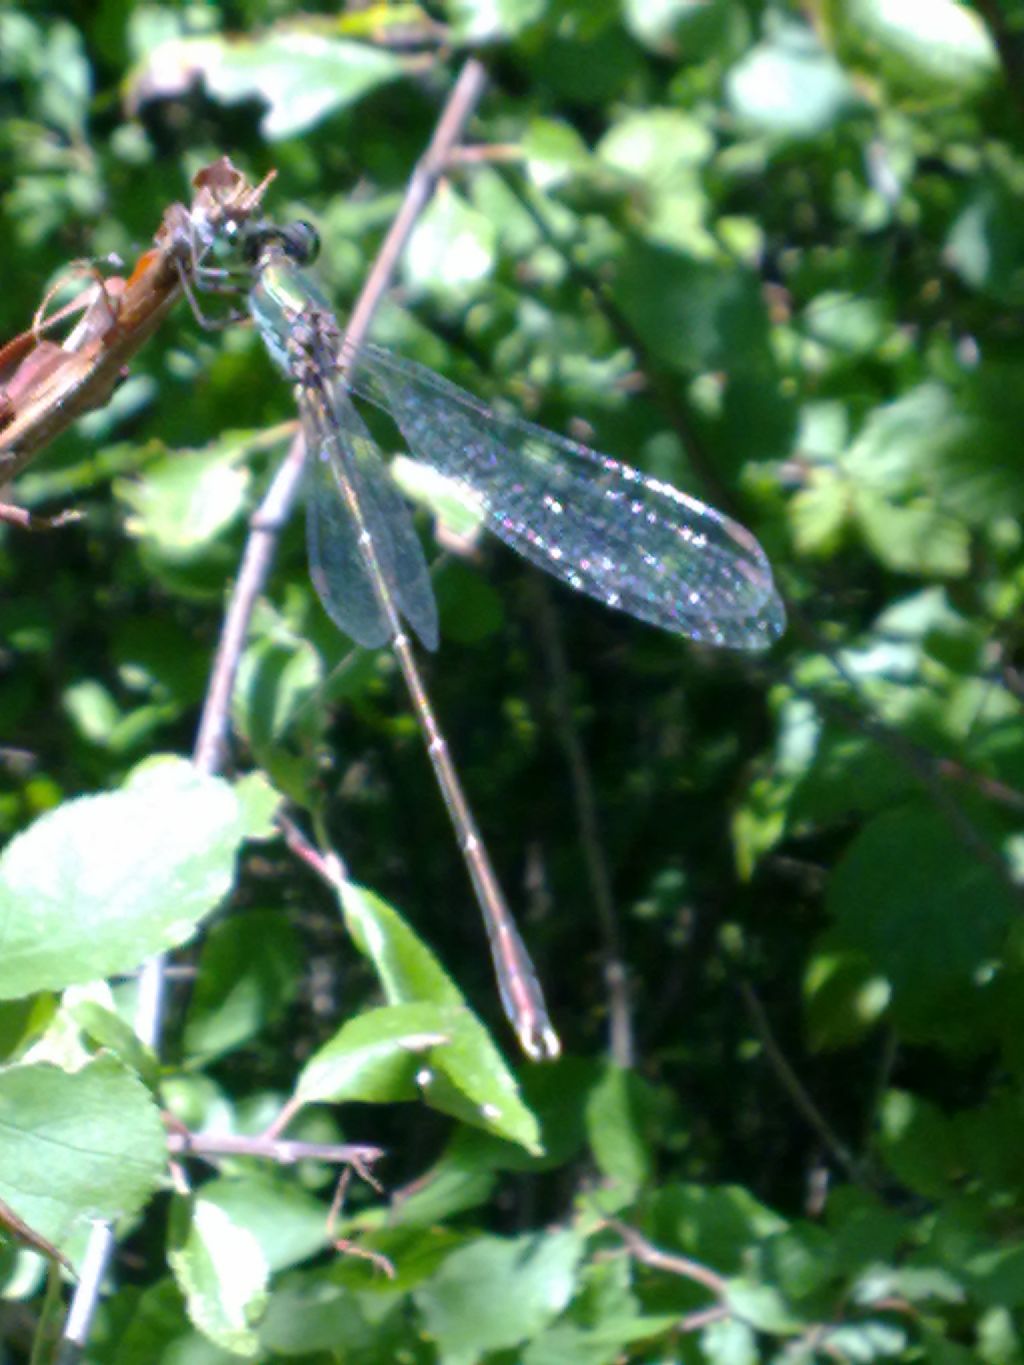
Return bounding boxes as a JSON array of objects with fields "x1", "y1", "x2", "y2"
[
  {"x1": 0, "y1": 758, "x2": 243, "y2": 999},
  {"x1": 0, "y1": 1056, "x2": 166, "y2": 1266},
  {"x1": 168, "y1": 1195, "x2": 269, "y2": 1356}
]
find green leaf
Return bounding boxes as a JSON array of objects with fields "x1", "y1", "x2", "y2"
[
  {"x1": 127, "y1": 30, "x2": 404, "y2": 139},
  {"x1": 93, "y1": 1279, "x2": 212, "y2": 1361},
  {"x1": 1, "y1": 16, "x2": 91, "y2": 136},
  {"x1": 623, "y1": 0, "x2": 745, "y2": 60},
  {"x1": 197, "y1": 1174, "x2": 330, "y2": 1274},
  {"x1": 327, "y1": 881, "x2": 540, "y2": 1149},
  {"x1": 523, "y1": 1317, "x2": 678, "y2": 1365},
  {"x1": 296, "y1": 1001, "x2": 543, "y2": 1152},
  {"x1": 648, "y1": 1184, "x2": 788, "y2": 1273},
  {"x1": 722, "y1": 1278, "x2": 803, "y2": 1334},
  {"x1": 447, "y1": 0, "x2": 547, "y2": 41},
  {"x1": 522, "y1": 117, "x2": 593, "y2": 188},
  {"x1": 826, "y1": 803, "x2": 1018, "y2": 1036},
  {"x1": 0, "y1": 1056, "x2": 165, "y2": 1265},
  {"x1": 726, "y1": 20, "x2": 856, "y2": 139},
  {"x1": 597, "y1": 109, "x2": 714, "y2": 253},
  {"x1": 818, "y1": 1320, "x2": 909, "y2": 1358},
  {"x1": 853, "y1": 1263, "x2": 964, "y2": 1307},
  {"x1": 824, "y1": 0, "x2": 997, "y2": 99},
  {"x1": 700, "y1": 1316, "x2": 759, "y2": 1365},
  {"x1": 823, "y1": 1187, "x2": 908, "y2": 1272},
  {"x1": 183, "y1": 911, "x2": 301, "y2": 1062},
  {"x1": 259, "y1": 1278, "x2": 408, "y2": 1357},
  {"x1": 877, "y1": 1090, "x2": 962, "y2": 1200},
  {"x1": 67, "y1": 999, "x2": 159, "y2": 1084},
  {"x1": 612, "y1": 242, "x2": 772, "y2": 374},
  {"x1": 338, "y1": 881, "x2": 465, "y2": 1009},
  {"x1": 232, "y1": 771, "x2": 281, "y2": 841},
  {"x1": 295, "y1": 1002, "x2": 446, "y2": 1106},
  {"x1": 403, "y1": 186, "x2": 497, "y2": 297},
  {"x1": 233, "y1": 636, "x2": 323, "y2": 758},
  {"x1": 804, "y1": 943, "x2": 892, "y2": 1050},
  {"x1": 843, "y1": 383, "x2": 960, "y2": 493},
  {"x1": 169, "y1": 1194, "x2": 270, "y2": 1356},
  {"x1": 946, "y1": 179, "x2": 1024, "y2": 306},
  {"x1": 117, "y1": 441, "x2": 250, "y2": 558},
  {"x1": 412, "y1": 1008, "x2": 543, "y2": 1153},
  {"x1": 62, "y1": 678, "x2": 119, "y2": 742},
  {"x1": 584, "y1": 1064, "x2": 652, "y2": 1194},
  {"x1": 0, "y1": 997, "x2": 54, "y2": 1064},
  {"x1": 390, "y1": 453, "x2": 486, "y2": 543},
  {"x1": 368, "y1": 1134, "x2": 500, "y2": 1227},
  {"x1": 0, "y1": 758, "x2": 243, "y2": 1000},
  {"x1": 598, "y1": 109, "x2": 713, "y2": 186},
  {"x1": 965, "y1": 1240, "x2": 1024, "y2": 1309},
  {"x1": 432, "y1": 560, "x2": 506, "y2": 645},
  {"x1": 803, "y1": 291, "x2": 890, "y2": 360},
  {"x1": 414, "y1": 1229, "x2": 583, "y2": 1360},
  {"x1": 853, "y1": 490, "x2": 970, "y2": 577},
  {"x1": 936, "y1": 362, "x2": 1024, "y2": 522}
]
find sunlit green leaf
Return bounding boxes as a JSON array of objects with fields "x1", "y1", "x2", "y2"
[
  {"x1": 197, "y1": 1174, "x2": 330, "y2": 1275},
  {"x1": 0, "y1": 758, "x2": 242, "y2": 999},
  {"x1": 0, "y1": 1057, "x2": 165, "y2": 1266},
  {"x1": 823, "y1": 0, "x2": 997, "y2": 99},
  {"x1": 338, "y1": 881, "x2": 464, "y2": 1009},
  {"x1": 726, "y1": 20, "x2": 856, "y2": 138},
  {"x1": 827, "y1": 805, "x2": 1018, "y2": 1037},
  {"x1": 169, "y1": 1195, "x2": 269, "y2": 1356},
  {"x1": 584, "y1": 1063, "x2": 652, "y2": 1194},
  {"x1": 296, "y1": 996, "x2": 543, "y2": 1152},
  {"x1": 414, "y1": 1230, "x2": 583, "y2": 1358},
  {"x1": 623, "y1": 0, "x2": 745, "y2": 60},
  {"x1": 117, "y1": 441, "x2": 251, "y2": 558},
  {"x1": 403, "y1": 186, "x2": 497, "y2": 297},
  {"x1": 127, "y1": 29, "x2": 405, "y2": 139},
  {"x1": 295, "y1": 1002, "x2": 446, "y2": 1106}
]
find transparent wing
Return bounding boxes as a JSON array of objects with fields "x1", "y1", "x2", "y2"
[
  {"x1": 346, "y1": 345, "x2": 784, "y2": 651},
  {"x1": 302, "y1": 382, "x2": 439, "y2": 651}
]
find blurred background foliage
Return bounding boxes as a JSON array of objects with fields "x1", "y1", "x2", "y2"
[{"x1": 2, "y1": 0, "x2": 1024, "y2": 1360}]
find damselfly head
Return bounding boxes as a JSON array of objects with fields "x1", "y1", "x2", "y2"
[
  {"x1": 241, "y1": 219, "x2": 320, "y2": 268},
  {"x1": 282, "y1": 220, "x2": 320, "y2": 265}
]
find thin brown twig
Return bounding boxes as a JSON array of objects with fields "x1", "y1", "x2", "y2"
[
  {"x1": 0, "y1": 1195, "x2": 73, "y2": 1275},
  {"x1": 609, "y1": 1217, "x2": 881, "y2": 1353},
  {"x1": 736, "y1": 978, "x2": 870, "y2": 1189},
  {"x1": 935, "y1": 757, "x2": 1024, "y2": 813},
  {"x1": 165, "y1": 1128, "x2": 385, "y2": 1175},
  {"x1": 608, "y1": 1219, "x2": 727, "y2": 1296},
  {"x1": 447, "y1": 142, "x2": 522, "y2": 164},
  {"x1": 678, "y1": 1305, "x2": 730, "y2": 1332},
  {"x1": 328, "y1": 1169, "x2": 396, "y2": 1277},
  {"x1": 278, "y1": 810, "x2": 346, "y2": 886}
]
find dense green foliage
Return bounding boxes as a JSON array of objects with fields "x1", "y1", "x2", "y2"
[{"x1": 2, "y1": 0, "x2": 1024, "y2": 1359}]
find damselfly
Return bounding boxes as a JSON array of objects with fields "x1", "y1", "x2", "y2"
[{"x1": 238, "y1": 218, "x2": 785, "y2": 1059}]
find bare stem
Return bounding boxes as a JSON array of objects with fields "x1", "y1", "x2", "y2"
[
  {"x1": 608, "y1": 1219, "x2": 727, "y2": 1296},
  {"x1": 165, "y1": 1128, "x2": 384, "y2": 1178},
  {"x1": 736, "y1": 978, "x2": 869, "y2": 1188}
]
